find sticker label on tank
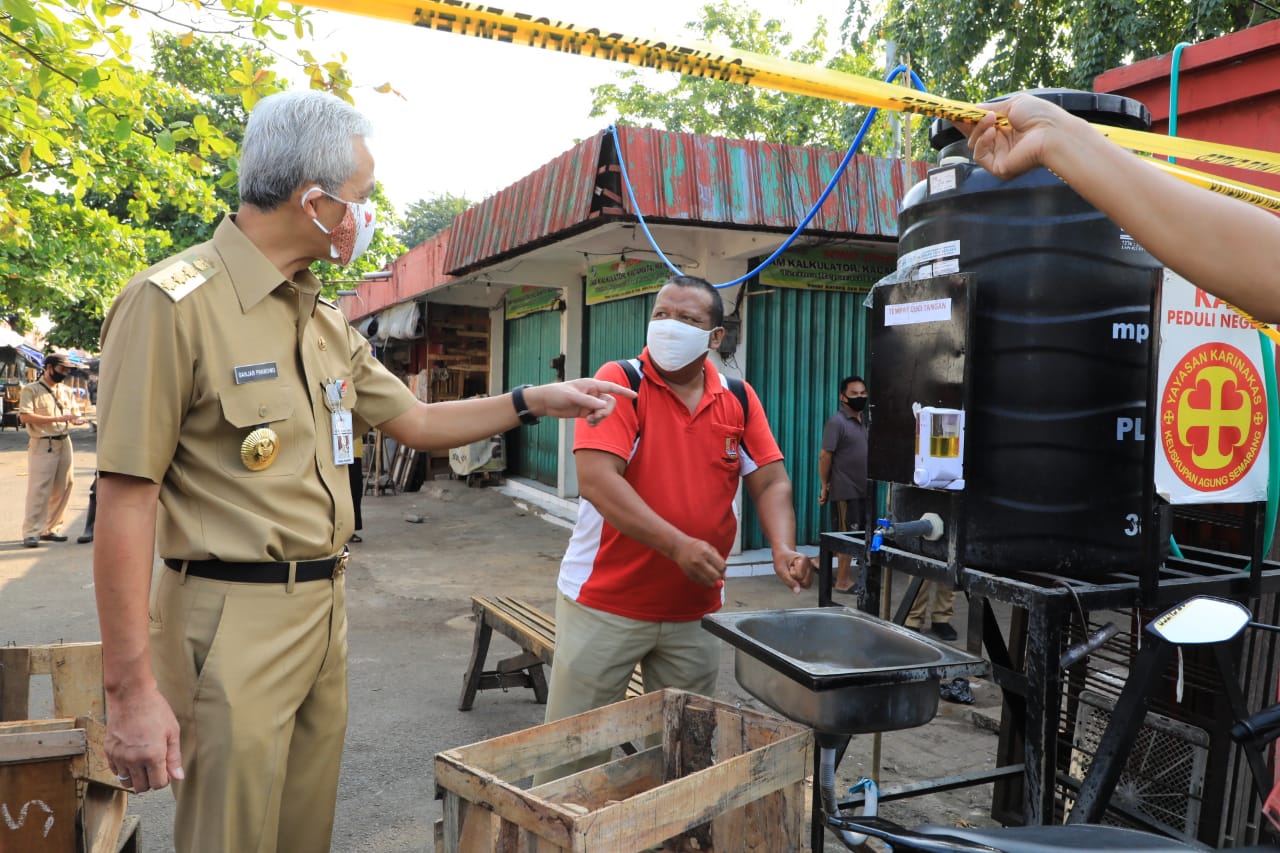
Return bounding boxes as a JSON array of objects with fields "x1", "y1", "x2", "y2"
[
  {"x1": 933, "y1": 258, "x2": 960, "y2": 276},
  {"x1": 897, "y1": 240, "x2": 959, "y2": 273},
  {"x1": 929, "y1": 168, "x2": 958, "y2": 195},
  {"x1": 885, "y1": 297, "x2": 952, "y2": 326},
  {"x1": 1155, "y1": 270, "x2": 1269, "y2": 503}
]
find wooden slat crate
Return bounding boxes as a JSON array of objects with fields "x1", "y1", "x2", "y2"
[{"x1": 435, "y1": 688, "x2": 811, "y2": 852}]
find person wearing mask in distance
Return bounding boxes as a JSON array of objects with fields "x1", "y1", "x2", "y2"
[
  {"x1": 92, "y1": 89, "x2": 633, "y2": 853},
  {"x1": 818, "y1": 375, "x2": 869, "y2": 594},
  {"x1": 538, "y1": 275, "x2": 814, "y2": 780},
  {"x1": 959, "y1": 93, "x2": 1280, "y2": 322},
  {"x1": 18, "y1": 352, "x2": 84, "y2": 548}
]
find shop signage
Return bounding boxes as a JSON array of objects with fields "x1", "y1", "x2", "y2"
[
  {"x1": 758, "y1": 245, "x2": 896, "y2": 293},
  {"x1": 505, "y1": 285, "x2": 561, "y2": 320},
  {"x1": 586, "y1": 259, "x2": 668, "y2": 305}
]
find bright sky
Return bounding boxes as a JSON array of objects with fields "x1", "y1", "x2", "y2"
[{"x1": 293, "y1": 1, "x2": 860, "y2": 214}]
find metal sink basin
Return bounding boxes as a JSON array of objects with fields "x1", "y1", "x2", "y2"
[{"x1": 702, "y1": 606, "x2": 989, "y2": 734}]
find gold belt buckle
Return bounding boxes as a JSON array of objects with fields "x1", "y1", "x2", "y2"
[{"x1": 335, "y1": 551, "x2": 349, "y2": 576}]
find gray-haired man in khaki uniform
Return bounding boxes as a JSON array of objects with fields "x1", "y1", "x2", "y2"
[
  {"x1": 93, "y1": 90, "x2": 633, "y2": 853},
  {"x1": 19, "y1": 352, "x2": 84, "y2": 547}
]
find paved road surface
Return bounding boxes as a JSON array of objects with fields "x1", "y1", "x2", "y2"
[{"x1": 0, "y1": 425, "x2": 1003, "y2": 851}]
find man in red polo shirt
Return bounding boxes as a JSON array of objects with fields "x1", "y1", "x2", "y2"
[{"x1": 542, "y1": 275, "x2": 813, "y2": 773}]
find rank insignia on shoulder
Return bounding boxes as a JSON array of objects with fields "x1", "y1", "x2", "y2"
[{"x1": 148, "y1": 257, "x2": 214, "y2": 302}]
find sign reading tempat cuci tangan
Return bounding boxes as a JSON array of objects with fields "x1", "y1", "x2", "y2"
[{"x1": 1156, "y1": 269, "x2": 1270, "y2": 503}]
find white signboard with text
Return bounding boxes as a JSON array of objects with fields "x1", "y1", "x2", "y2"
[{"x1": 1156, "y1": 270, "x2": 1270, "y2": 503}]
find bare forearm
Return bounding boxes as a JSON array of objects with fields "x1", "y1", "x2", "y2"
[
  {"x1": 818, "y1": 453, "x2": 832, "y2": 485},
  {"x1": 382, "y1": 395, "x2": 522, "y2": 451},
  {"x1": 752, "y1": 478, "x2": 798, "y2": 554},
  {"x1": 1045, "y1": 118, "x2": 1280, "y2": 322},
  {"x1": 93, "y1": 475, "x2": 161, "y2": 695},
  {"x1": 19, "y1": 412, "x2": 72, "y2": 426}
]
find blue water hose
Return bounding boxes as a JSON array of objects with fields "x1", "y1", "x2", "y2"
[
  {"x1": 1166, "y1": 41, "x2": 1279, "y2": 561},
  {"x1": 608, "y1": 65, "x2": 927, "y2": 289}
]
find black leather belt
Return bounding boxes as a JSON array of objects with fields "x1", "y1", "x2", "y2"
[
  {"x1": 164, "y1": 552, "x2": 347, "y2": 584},
  {"x1": 41, "y1": 434, "x2": 68, "y2": 440}
]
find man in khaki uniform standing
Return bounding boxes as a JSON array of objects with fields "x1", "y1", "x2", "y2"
[
  {"x1": 92, "y1": 90, "x2": 631, "y2": 853},
  {"x1": 19, "y1": 352, "x2": 83, "y2": 547}
]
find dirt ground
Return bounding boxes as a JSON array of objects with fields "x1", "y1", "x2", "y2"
[{"x1": 0, "y1": 424, "x2": 1005, "y2": 851}]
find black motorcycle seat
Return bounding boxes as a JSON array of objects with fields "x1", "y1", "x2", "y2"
[{"x1": 915, "y1": 823, "x2": 1200, "y2": 852}]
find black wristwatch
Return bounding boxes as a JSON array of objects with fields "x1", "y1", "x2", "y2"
[{"x1": 510, "y1": 384, "x2": 540, "y2": 425}]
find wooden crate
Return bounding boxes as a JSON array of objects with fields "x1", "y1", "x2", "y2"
[{"x1": 434, "y1": 688, "x2": 811, "y2": 852}]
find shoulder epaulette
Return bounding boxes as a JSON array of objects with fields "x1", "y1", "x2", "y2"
[{"x1": 147, "y1": 255, "x2": 216, "y2": 302}]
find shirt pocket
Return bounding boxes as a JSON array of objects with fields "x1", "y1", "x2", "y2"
[
  {"x1": 711, "y1": 421, "x2": 746, "y2": 472},
  {"x1": 215, "y1": 385, "x2": 303, "y2": 478}
]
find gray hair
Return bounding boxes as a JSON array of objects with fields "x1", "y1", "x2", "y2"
[{"x1": 238, "y1": 90, "x2": 373, "y2": 210}]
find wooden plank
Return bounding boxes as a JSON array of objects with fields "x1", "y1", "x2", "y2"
[
  {"x1": 0, "y1": 720, "x2": 77, "y2": 736},
  {"x1": 710, "y1": 709, "x2": 747, "y2": 852},
  {"x1": 443, "y1": 691, "x2": 663, "y2": 779},
  {"x1": 0, "y1": 756, "x2": 78, "y2": 852},
  {"x1": 576, "y1": 730, "x2": 812, "y2": 850},
  {"x1": 82, "y1": 784, "x2": 127, "y2": 853},
  {"x1": 0, "y1": 730, "x2": 86, "y2": 764},
  {"x1": 527, "y1": 745, "x2": 664, "y2": 811},
  {"x1": 72, "y1": 718, "x2": 130, "y2": 790},
  {"x1": 116, "y1": 815, "x2": 141, "y2": 853},
  {"x1": 434, "y1": 758, "x2": 574, "y2": 850},
  {"x1": 0, "y1": 648, "x2": 31, "y2": 722},
  {"x1": 49, "y1": 644, "x2": 105, "y2": 721}
]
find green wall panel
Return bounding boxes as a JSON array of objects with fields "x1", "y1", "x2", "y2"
[
  {"x1": 742, "y1": 283, "x2": 869, "y2": 549},
  {"x1": 504, "y1": 309, "x2": 561, "y2": 486},
  {"x1": 585, "y1": 294, "x2": 650, "y2": 374}
]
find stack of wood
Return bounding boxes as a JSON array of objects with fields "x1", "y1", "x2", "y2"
[{"x1": 0, "y1": 642, "x2": 139, "y2": 852}]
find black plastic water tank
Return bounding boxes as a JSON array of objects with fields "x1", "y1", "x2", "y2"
[{"x1": 894, "y1": 89, "x2": 1164, "y2": 576}]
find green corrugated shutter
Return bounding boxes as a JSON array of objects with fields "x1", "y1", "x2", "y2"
[
  {"x1": 742, "y1": 282, "x2": 869, "y2": 549},
  {"x1": 505, "y1": 309, "x2": 561, "y2": 485},
  {"x1": 584, "y1": 295, "x2": 649, "y2": 373}
]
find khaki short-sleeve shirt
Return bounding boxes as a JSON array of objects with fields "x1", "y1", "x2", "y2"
[
  {"x1": 97, "y1": 216, "x2": 417, "y2": 562},
  {"x1": 18, "y1": 380, "x2": 76, "y2": 439}
]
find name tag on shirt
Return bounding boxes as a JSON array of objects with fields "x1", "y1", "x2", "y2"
[
  {"x1": 234, "y1": 362, "x2": 279, "y2": 384},
  {"x1": 332, "y1": 410, "x2": 354, "y2": 466}
]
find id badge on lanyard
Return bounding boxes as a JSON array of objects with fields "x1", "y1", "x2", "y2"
[{"x1": 325, "y1": 378, "x2": 354, "y2": 466}]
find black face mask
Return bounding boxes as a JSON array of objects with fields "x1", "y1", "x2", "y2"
[
  {"x1": 849, "y1": 397, "x2": 868, "y2": 412},
  {"x1": 49, "y1": 369, "x2": 67, "y2": 383}
]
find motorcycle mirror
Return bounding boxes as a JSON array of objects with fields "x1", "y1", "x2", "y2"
[{"x1": 1148, "y1": 596, "x2": 1251, "y2": 645}]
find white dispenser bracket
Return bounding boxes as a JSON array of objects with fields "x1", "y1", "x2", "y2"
[{"x1": 912, "y1": 404, "x2": 965, "y2": 490}]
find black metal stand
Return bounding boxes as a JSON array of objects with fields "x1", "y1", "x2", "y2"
[{"x1": 812, "y1": 527, "x2": 1280, "y2": 849}]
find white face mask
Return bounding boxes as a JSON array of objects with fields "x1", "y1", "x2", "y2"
[
  {"x1": 302, "y1": 187, "x2": 377, "y2": 266},
  {"x1": 647, "y1": 318, "x2": 713, "y2": 371}
]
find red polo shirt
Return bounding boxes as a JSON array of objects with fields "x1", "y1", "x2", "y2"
[{"x1": 558, "y1": 351, "x2": 784, "y2": 622}]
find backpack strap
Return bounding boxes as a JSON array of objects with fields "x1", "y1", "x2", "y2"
[{"x1": 613, "y1": 358, "x2": 752, "y2": 456}]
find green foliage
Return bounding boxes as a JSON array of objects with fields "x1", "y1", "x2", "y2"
[
  {"x1": 0, "y1": 1, "x2": 358, "y2": 349},
  {"x1": 589, "y1": 1, "x2": 928, "y2": 157},
  {"x1": 844, "y1": 0, "x2": 1271, "y2": 102},
  {"x1": 397, "y1": 193, "x2": 473, "y2": 249}
]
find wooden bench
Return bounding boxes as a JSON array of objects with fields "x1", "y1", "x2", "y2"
[
  {"x1": 0, "y1": 642, "x2": 140, "y2": 853},
  {"x1": 459, "y1": 596, "x2": 644, "y2": 711}
]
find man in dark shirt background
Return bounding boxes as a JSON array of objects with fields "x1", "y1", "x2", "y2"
[{"x1": 818, "y1": 375, "x2": 868, "y2": 593}]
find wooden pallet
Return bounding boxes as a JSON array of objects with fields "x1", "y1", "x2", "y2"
[
  {"x1": 436, "y1": 688, "x2": 811, "y2": 852},
  {"x1": 459, "y1": 596, "x2": 643, "y2": 711}
]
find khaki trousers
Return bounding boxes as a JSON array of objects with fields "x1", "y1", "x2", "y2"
[
  {"x1": 23, "y1": 436, "x2": 73, "y2": 539},
  {"x1": 906, "y1": 580, "x2": 956, "y2": 629},
  {"x1": 150, "y1": 567, "x2": 348, "y2": 853},
  {"x1": 538, "y1": 592, "x2": 720, "y2": 781}
]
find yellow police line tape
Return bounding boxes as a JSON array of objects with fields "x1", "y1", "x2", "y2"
[
  {"x1": 298, "y1": 0, "x2": 1280, "y2": 343},
  {"x1": 299, "y1": 0, "x2": 1280, "y2": 191}
]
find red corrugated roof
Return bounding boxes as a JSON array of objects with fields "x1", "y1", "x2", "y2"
[{"x1": 443, "y1": 125, "x2": 927, "y2": 274}]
